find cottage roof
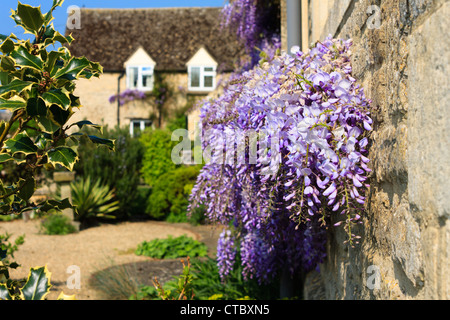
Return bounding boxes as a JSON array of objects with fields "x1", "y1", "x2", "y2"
[{"x1": 65, "y1": 7, "x2": 245, "y2": 72}]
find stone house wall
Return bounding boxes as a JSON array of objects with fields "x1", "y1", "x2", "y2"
[
  {"x1": 281, "y1": 0, "x2": 449, "y2": 299},
  {"x1": 71, "y1": 71, "x2": 225, "y2": 136}
]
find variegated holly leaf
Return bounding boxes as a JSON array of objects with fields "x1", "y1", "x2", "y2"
[
  {"x1": 20, "y1": 266, "x2": 52, "y2": 300},
  {"x1": 47, "y1": 146, "x2": 78, "y2": 170}
]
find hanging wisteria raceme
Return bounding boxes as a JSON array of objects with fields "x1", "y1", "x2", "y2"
[
  {"x1": 188, "y1": 37, "x2": 372, "y2": 283},
  {"x1": 221, "y1": 0, "x2": 281, "y2": 70}
]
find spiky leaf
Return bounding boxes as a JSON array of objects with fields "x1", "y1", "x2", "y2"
[
  {"x1": 4, "y1": 132, "x2": 38, "y2": 156},
  {"x1": 10, "y1": 46, "x2": 43, "y2": 71},
  {"x1": 15, "y1": 3, "x2": 45, "y2": 34},
  {"x1": 18, "y1": 177, "x2": 36, "y2": 202},
  {"x1": 54, "y1": 57, "x2": 91, "y2": 79},
  {"x1": 0, "y1": 79, "x2": 33, "y2": 97},
  {"x1": 87, "y1": 135, "x2": 115, "y2": 150},
  {"x1": 47, "y1": 147, "x2": 78, "y2": 170},
  {"x1": 20, "y1": 266, "x2": 52, "y2": 300},
  {"x1": 0, "y1": 284, "x2": 13, "y2": 300},
  {"x1": 0, "y1": 96, "x2": 27, "y2": 111},
  {"x1": 42, "y1": 89, "x2": 71, "y2": 110}
]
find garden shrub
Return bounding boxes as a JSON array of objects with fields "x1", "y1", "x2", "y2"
[
  {"x1": 40, "y1": 213, "x2": 77, "y2": 235},
  {"x1": 135, "y1": 235, "x2": 208, "y2": 259},
  {"x1": 146, "y1": 165, "x2": 202, "y2": 222},
  {"x1": 74, "y1": 126, "x2": 145, "y2": 219},
  {"x1": 70, "y1": 176, "x2": 120, "y2": 229},
  {"x1": 139, "y1": 128, "x2": 179, "y2": 188}
]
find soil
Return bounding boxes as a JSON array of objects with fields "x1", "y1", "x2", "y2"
[{"x1": 0, "y1": 218, "x2": 222, "y2": 300}]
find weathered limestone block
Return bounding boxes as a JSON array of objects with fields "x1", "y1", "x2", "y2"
[{"x1": 304, "y1": 0, "x2": 449, "y2": 300}]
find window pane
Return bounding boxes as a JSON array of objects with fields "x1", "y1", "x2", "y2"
[
  {"x1": 204, "y1": 67, "x2": 214, "y2": 72},
  {"x1": 142, "y1": 74, "x2": 153, "y2": 88},
  {"x1": 127, "y1": 67, "x2": 138, "y2": 89},
  {"x1": 204, "y1": 75, "x2": 213, "y2": 87},
  {"x1": 190, "y1": 67, "x2": 200, "y2": 87}
]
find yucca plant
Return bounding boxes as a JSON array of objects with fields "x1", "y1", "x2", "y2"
[{"x1": 71, "y1": 176, "x2": 120, "y2": 229}]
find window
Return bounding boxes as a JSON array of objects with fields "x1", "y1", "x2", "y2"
[
  {"x1": 129, "y1": 119, "x2": 152, "y2": 137},
  {"x1": 126, "y1": 66, "x2": 154, "y2": 91},
  {"x1": 188, "y1": 66, "x2": 216, "y2": 92}
]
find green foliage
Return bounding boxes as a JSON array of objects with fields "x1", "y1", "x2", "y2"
[
  {"x1": 0, "y1": 0, "x2": 111, "y2": 300},
  {"x1": 135, "y1": 235, "x2": 208, "y2": 259},
  {"x1": 139, "y1": 128, "x2": 178, "y2": 188},
  {"x1": 132, "y1": 256, "x2": 280, "y2": 301},
  {"x1": 40, "y1": 213, "x2": 77, "y2": 235},
  {"x1": 70, "y1": 176, "x2": 119, "y2": 229},
  {"x1": 131, "y1": 258, "x2": 194, "y2": 300},
  {"x1": 74, "y1": 126, "x2": 145, "y2": 218},
  {"x1": 0, "y1": 0, "x2": 112, "y2": 217},
  {"x1": 153, "y1": 257, "x2": 195, "y2": 300},
  {"x1": 147, "y1": 165, "x2": 202, "y2": 221}
]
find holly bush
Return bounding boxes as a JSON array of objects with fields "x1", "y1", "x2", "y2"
[{"x1": 0, "y1": 0, "x2": 113, "y2": 300}]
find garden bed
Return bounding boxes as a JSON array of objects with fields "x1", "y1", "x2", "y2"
[{"x1": 0, "y1": 219, "x2": 221, "y2": 300}]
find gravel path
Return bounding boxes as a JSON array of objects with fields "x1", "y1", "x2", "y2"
[{"x1": 0, "y1": 218, "x2": 222, "y2": 300}]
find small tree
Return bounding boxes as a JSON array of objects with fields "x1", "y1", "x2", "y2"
[{"x1": 0, "y1": 0, "x2": 113, "y2": 300}]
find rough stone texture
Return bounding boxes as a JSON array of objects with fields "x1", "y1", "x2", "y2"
[{"x1": 303, "y1": 0, "x2": 449, "y2": 300}]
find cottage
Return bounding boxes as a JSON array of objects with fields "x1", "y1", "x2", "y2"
[{"x1": 65, "y1": 7, "x2": 244, "y2": 138}]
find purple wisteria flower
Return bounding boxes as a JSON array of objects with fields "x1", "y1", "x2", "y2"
[{"x1": 188, "y1": 36, "x2": 372, "y2": 283}]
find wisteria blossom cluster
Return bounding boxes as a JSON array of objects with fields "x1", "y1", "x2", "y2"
[
  {"x1": 188, "y1": 37, "x2": 372, "y2": 283},
  {"x1": 221, "y1": 0, "x2": 281, "y2": 70},
  {"x1": 109, "y1": 89, "x2": 146, "y2": 105}
]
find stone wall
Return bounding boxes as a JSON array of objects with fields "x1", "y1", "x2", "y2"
[{"x1": 300, "y1": 0, "x2": 449, "y2": 300}]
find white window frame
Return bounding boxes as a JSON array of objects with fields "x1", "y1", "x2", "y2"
[
  {"x1": 188, "y1": 66, "x2": 216, "y2": 92},
  {"x1": 129, "y1": 119, "x2": 152, "y2": 137},
  {"x1": 126, "y1": 65, "x2": 154, "y2": 91}
]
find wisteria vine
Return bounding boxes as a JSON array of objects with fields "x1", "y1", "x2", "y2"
[
  {"x1": 188, "y1": 37, "x2": 372, "y2": 284},
  {"x1": 221, "y1": 0, "x2": 281, "y2": 70}
]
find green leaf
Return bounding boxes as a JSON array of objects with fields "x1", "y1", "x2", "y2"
[
  {"x1": 0, "y1": 96, "x2": 27, "y2": 112},
  {"x1": 10, "y1": 46, "x2": 43, "y2": 71},
  {"x1": 38, "y1": 198, "x2": 73, "y2": 213},
  {"x1": 36, "y1": 115, "x2": 60, "y2": 133},
  {"x1": 0, "y1": 153, "x2": 27, "y2": 165},
  {"x1": 54, "y1": 57, "x2": 90, "y2": 79},
  {"x1": 45, "y1": 50, "x2": 62, "y2": 74},
  {"x1": 0, "y1": 284, "x2": 13, "y2": 300},
  {"x1": 49, "y1": 104, "x2": 72, "y2": 126},
  {"x1": 0, "y1": 38, "x2": 15, "y2": 54},
  {"x1": 4, "y1": 133, "x2": 38, "y2": 156},
  {"x1": 20, "y1": 266, "x2": 52, "y2": 300},
  {"x1": 18, "y1": 177, "x2": 36, "y2": 202},
  {"x1": 1, "y1": 56, "x2": 16, "y2": 71},
  {"x1": 15, "y1": 3, "x2": 45, "y2": 34},
  {"x1": 47, "y1": 147, "x2": 78, "y2": 170},
  {"x1": 0, "y1": 79, "x2": 33, "y2": 97},
  {"x1": 87, "y1": 135, "x2": 115, "y2": 150},
  {"x1": 44, "y1": 0, "x2": 64, "y2": 24},
  {"x1": 71, "y1": 120, "x2": 102, "y2": 132},
  {"x1": 26, "y1": 97, "x2": 47, "y2": 116},
  {"x1": 42, "y1": 89, "x2": 71, "y2": 110}
]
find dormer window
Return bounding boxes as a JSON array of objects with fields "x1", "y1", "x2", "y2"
[
  {"x1": 186, "y1": 47, "x2": 218, "y2": 93},
  {"x1": 126, "y1": 65, "x2": 154, "y2": 91},
  {"x1": 188, "y1": 66, "x2": 216, "y2": 91},
  {"x1": 124, "y1": 47, "x2": 156, "y2": 92}
]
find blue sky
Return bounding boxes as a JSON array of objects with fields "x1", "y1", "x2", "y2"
[{"x1": 0, "y1": 0, "x2": 227, "y2": 39}]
